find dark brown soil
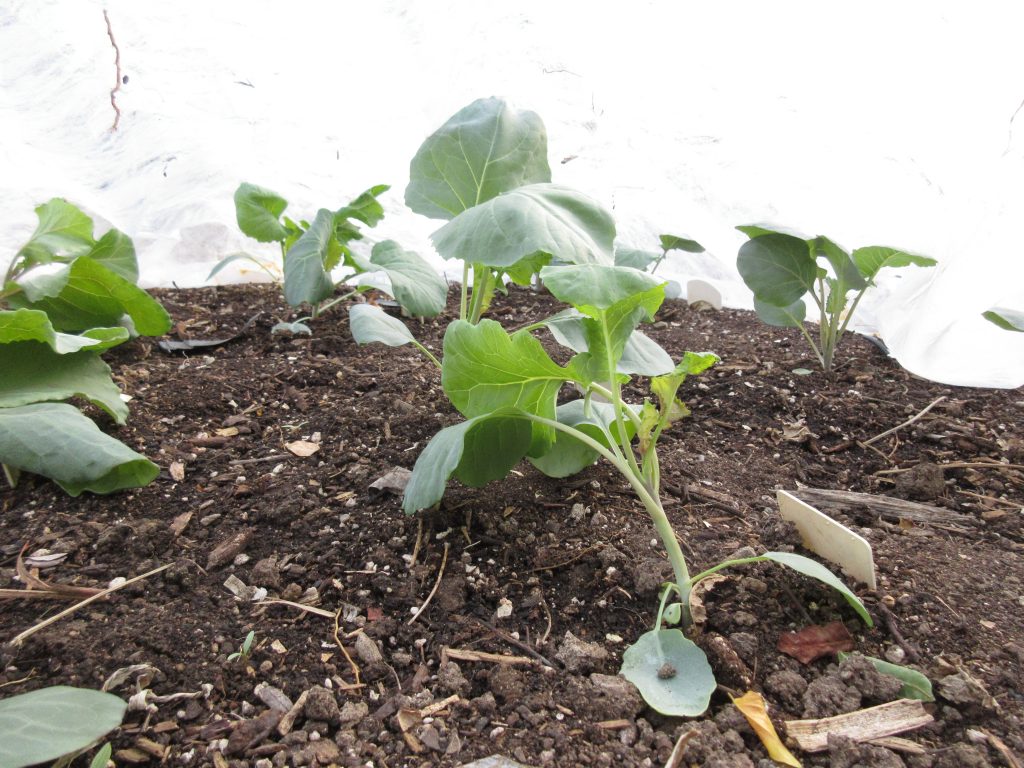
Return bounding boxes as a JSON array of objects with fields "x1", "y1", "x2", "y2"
[{"x1": 2, "y1": 284, "x2": 1022, "y2": 768}]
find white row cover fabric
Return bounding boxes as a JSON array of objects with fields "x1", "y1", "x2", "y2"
[{"x1": 2, "y1": 1, "x2": 1023, "y2": 387}]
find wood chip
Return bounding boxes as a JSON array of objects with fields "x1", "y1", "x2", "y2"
[
  {"x1": 170, "y1": 511, "x2": 192, "y2": 536},
  {"x1": 114, "y1": 748, "x2": 151, "y2": 764},
  {"x1": 169, "y1": 461, "x2": 186, "y2": 481},
  {"x1": 791, "y1": 487, "x2": 976, "y2": 526},
  {"x1": 419, "y1": 694, "x2": 460, "y2": 718},
  {"x1": 135, "y1": 737, "x2": 167, "y2": 758},
  {"x1": 596, "y1": 719, "x2": 632, "y2": 730},
  {"x1": 785, "y1": 699, "x2": 933, "y2": 753},
  {"x1": 276, "y1": 690, "x2": 308, "y2": 736},
  {"x1": 868, "y1": 737, "x2": 927, "y2": 755},
  {"x1": 207, "y1": 530, "x2": 253, "y2": 569}
]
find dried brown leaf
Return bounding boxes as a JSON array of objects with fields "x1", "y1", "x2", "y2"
[{"x1": 778, "y1": 621, "x2": 854, "y2": 664}]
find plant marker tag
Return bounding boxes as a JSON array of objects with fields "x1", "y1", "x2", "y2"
[
  {"x1": 687, "y1": 279, "x2": 722, "y2": 309},
  {"x1": 776, "y1": 490, "x2": 876, "y2": 590}
]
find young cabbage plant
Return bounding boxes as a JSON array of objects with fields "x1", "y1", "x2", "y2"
[
  {"x1": 211, "y1": 183, "x2": 447, "y2": 329},
  {"x1": 1, "y1": 199, "x2": 167, "y2": 494},
  {"x1": 400, "y1": 263, "x2": 873, "y2": 716},
  {"x1": 351, "y1": 97, "x2": 616, "y2": 360},
  {"x1": 736, "y1": 226, "x2": 936, "y2": 372},
  {"x1": 615, "y1": 232, "x2": 705, "y2": 275}
]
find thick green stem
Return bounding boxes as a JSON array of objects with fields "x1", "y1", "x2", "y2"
[
  {"x1": 689, "y1": 555, "x2": 767, "y2": 584},
  {"x1": 527, "y1": 414, "x2": 692, "y2": 612},
  {"x1": 412, "y1": 340, "x2": 441, "y2": 369},
  {"x1": 459, "y1": 262, "x2": 470, "y2": 320},
  {"x1": 468, "y1": 266, "x2": 491, "y2": 324}
]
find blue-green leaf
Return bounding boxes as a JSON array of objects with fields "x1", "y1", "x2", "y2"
[
  {"x1": 431, "y1": 184, "x2": 615, "y2": 268},
  {"x1": 620, "y1": 630, "x2": 715, "y2": 717},
  {"x1": 283, "y1": 209, "x2": 336, "y2": 307},
  {"x1": 235, "y1": 183, "x2": 289, "y2": 243},
  {"x1": 0, "y1": 403, "x2": 158, "y2": 495},
  {"x1": 737, "y1": 233, "x2": 818, "y2": 307},
  {"x1": 16, "y1": 199, "x2": 95, "y2": 265},
  {"x1": 403, "y1": 409, "x2": 533, "y2": 513},
  {"x1": 406, "y1": 97, "x2": 551, "y2": 220},
  {"x1": 0, "y1": 686, "x2": 127, "y2": 768},
  {"x1": 852, "y1": 246, "x2": 937, "y2": 281}
]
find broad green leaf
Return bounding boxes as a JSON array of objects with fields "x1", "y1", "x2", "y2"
[
  {"x1": 503, "y1": 251, "x2": 552, "y2": 286},
  {"x1": 620, "y1": 629, "x2": 715, "y2": 717},
  {"x1": 283, "y1": 209, "x2": 336, "y2": 307},
  {"x1": 659, "y1": 234, "x2": 704, "y2": 253},
  {"x1": 11, "y1": 257, "x2": 170, "y2": 335},
  {"x1": 838, "y1": 652, "x2": 934, "y2": 702},
  {"x1": 759, "y1": 551, "x2": 873, "y2": 626},
  {"x1": 403, "y1": 410, "x2": 533, "y2": 513},
  {"x1": 406, "y1": 97, "x2": 551, "y2": 220},
  {"x1": 0, "y1": 403, "x2": 157, "y2": 495},
  {"x1": 366, "y1": 240, "x2": 447, "y2": 317},
  {"x1": 432, "y1": 184, "x2": 615, "y2": 268},
  {"x1": 737, "y1": 233, "x2": 818, "y2": 307},
  {"x1": 234, "y1": 183, "x2": 289, "y2": 243},
  {"x1": 16, "y1": 199, "x2": 95, "y2": 265},
  {"x1": 543, "y1": 310, "x2": 674, "y2": 376},
  {"x1": 649, "y1": 352, "x2": 718, "y2": 427},
  {"x1": 736, "y1": 223, "x2": 810, "y2": 240},
  {"x1": 0, "y1": 686, "x2": 127, "y2": 768},
  {"x1": 349, "y1": 303, "x2": 416, "y2": 347},
  {"x1": 441, "y1": 319, "x2": 577, "y2": 455},
  {"x1": 528, "y1": 400, "x2": 636, "y2": 478},
  {"x1": 813, "y1": 236, "x2": 865, "y2": 291},
  {"x1": 335, "y1": 184, "x2": 390, "y2": 244},
  {"x1": 0, "y1": 309, "x2": 128, "y2": 353},
  {"x1": 983, "y1": 307, "x2": 1024, "y2": 332},
  {"x1": 614, "y1": 248, "x2": 660, "y2": 270},
  {"x1": 85, "y1": 228, "x2": 139, "y2": 283},
  {"x1": 0, "y1": 342, "x2": 128, "y2": 423},
  {"x1": 754, "y1": 296, "x2": 806, "y2": 328},
  {"x1": 852, "y1": 246, "x2": 937, "y2": 281},
  {"x1": 541, "y1": 264, "x2": 664, "y2": 312}
]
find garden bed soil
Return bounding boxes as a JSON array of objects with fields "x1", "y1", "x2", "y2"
[{"x1": 2, "y1": 283, "x2": 1023, "y2": 768}]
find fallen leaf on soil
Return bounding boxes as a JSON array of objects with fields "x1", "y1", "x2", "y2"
[
  {"x1": 778, "y1": 621, "x2": 854, "y2": 664},
  {"x1": 688, "y1": 574, "x2": 727, "y2": 625},
  {"x1": 730, "y1": 690, "x2": 801, "y2": 767},
  {"x1": 170, "y1": 511, "x2": 192, "y2": 536},
  {"x1": 285, "y1": 439, "x2": 320, "y2": 457},
  {"x1": 169, "y1": 461, "x2": 185, "y2": 481},
  {"x1": 369, "y1": 466, "x2": 412, "y2": 494},
  {"x1": 785, "y1": 699, "x2": 933, "y2": 753}
]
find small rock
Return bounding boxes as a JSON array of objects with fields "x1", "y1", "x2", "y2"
[
  {"x1": 765, "y1": 669, "x2": 807, "y2": 711},
  {"x1": 280, "y1": 583, "x2": 302, "y2": 601},
  {"x1": 488, "y1": 665, "x2": 526, "y2": 703},
  {"x1": 802, "y1": 674, "x2": 861, "y2": 718},
  {"x1": 338, "y1": 700, "x2": 368, "y2": 726},
  {"x1": 938, "y1": 669, "x2": 999, "y2": 710},
  {"x1": 630, "y1": 558, "x2": 672, "y2": 596},
  {"x1": 895, "y1": 462, "x2": 945, "y2": 501},
  {"x1": 828, "y1": 733, "x2": 906, "y2": 768},
  {"x1": 418, "y1": 724, "x2": 444, "y2": 751},
  {"x1": 932, "y1": 743, "x2": 993, "y2": 768},
  {"x1": 250, "y1": 557, "x2": 281, "y2": 590},
  {"x1": 839, "y1": 653, "x2": 904, "y2": 702},
  {"x1": 354, "y1": 633, "x2": 383, "y2": 664},
  {"x1": 293, "y1": 739, "x2": 340, "y2": 766},
  {"x1": 555, "y1": 631, "x2": 609, "y2": 673},
  {"x1": 303, "y1": 686, "x2": 341, "y2": 725},
  {"x1": 885, "y1": 645, "x2": 907, "y2": 664},
  {"x1": 589, "y1": 673, "x2": 644, "y2": 717},
  {"x1": 225, "y1": 709, "x2": 282, "y2": 756},
  {"x1": 728, "y1": 632, "x2": 758, "y2": 664},
  {"x1": 254, "y1": 683, "x2": 292, "y2": 713},
  {"x1": 494, "y1": 597, "x2": 513, "y2": 620},
  {"x1": 437, "y1": 661, "x2": 472, "y2": 696}
]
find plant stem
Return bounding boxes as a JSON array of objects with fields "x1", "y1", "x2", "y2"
[
  {"x1": 689, "y1": 555, "x2": 768, "y2": 584},
  {"x1": 527, "y1": 414, "x2": 692, "y2": 614},
  {"x1": 412, "y1": 340, "x2": 442, "y2": 369},
  {"x1": 315, "y1": 288, "x2": 363, "y2": 317},
  {"x1": 459, "y1": 262, "x2": 470, "y2": 320}
]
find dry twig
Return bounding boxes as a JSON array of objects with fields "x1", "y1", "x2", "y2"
[
  {"x1": 10, "y1": 563, "x2": 171, "y2": 646},
  {"x1": 407, "y1": 542, "x2": 449, "y2": 625},
  {"x1": 863, "y1": 396, "x2": 946, "y2": 446},
  {"x1": 333, "y1": 607, "x2": 361, "y2": 687},
  {"x1": 102, "y1": 9, "x2": 122, "y2": 130}
]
